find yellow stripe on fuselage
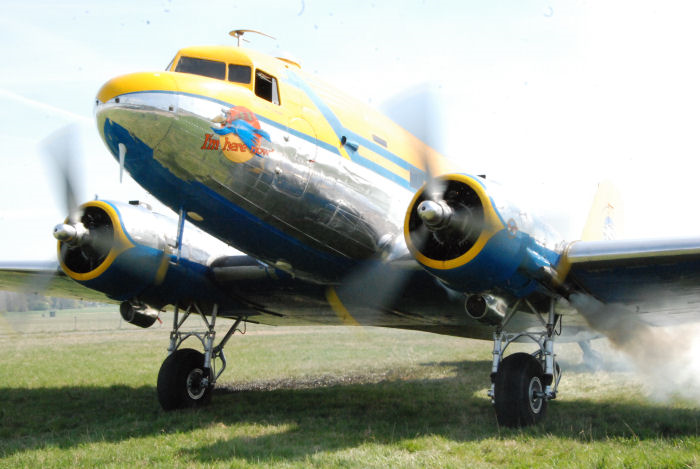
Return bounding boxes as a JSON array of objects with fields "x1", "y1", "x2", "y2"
[
  {"x1": 297, "y1": 69, "x2": 456, "y2": 177},
  {"x1": 358, "y1": 146, "x2": 410, "y2": 181}
]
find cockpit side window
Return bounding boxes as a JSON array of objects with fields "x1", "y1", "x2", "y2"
[
  {"x1": 175, "y1": 56, "x2": 226, "y2": 80},
  {"x1": 228, "y1": 64, "x2": 252, "y2": 84},
  {"x1": 255, "y1": 70, "x2": 280, "y2": 105}
]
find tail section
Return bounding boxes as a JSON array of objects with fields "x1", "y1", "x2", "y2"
[{"x1": 581, "y1": 180, "x2": 624, "y2": 241}]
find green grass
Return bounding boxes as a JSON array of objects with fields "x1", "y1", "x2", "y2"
[{"x1": 0, "y1": 311, "x2": 698, "y2": 468}]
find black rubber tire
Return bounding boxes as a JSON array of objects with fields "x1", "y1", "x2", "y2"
[
  {"x1": 157, "y1": 348, "x2": 213, "y2": 411},
  {"x1": 494, "y1": 352, "x2": 547, "y2": 427}
]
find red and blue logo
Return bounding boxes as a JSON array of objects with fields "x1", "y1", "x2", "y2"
[{"x1": 201, "y1": 106, "x2": 271, "y2": 163}]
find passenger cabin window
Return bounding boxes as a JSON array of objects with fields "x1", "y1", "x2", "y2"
[
  {"x1": 228, "y1": 64, "x2": 252, "y2": 84},
  {"x1": 175, "y1": 56, "x2": 226, "y2": 80},
  {"x1": 255, "y1": 70, "x2": 280, "y2": 105}
]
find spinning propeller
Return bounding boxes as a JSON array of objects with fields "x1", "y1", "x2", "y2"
[
  {"x1": 333, "y1": 84, "x2": 471, "y2": 319},
  {"x1": 29, "y1": 124, "x2": 115, "y2": 284},
  {"x1": 41, "y1": 123, "x2": 84, "y2": 226},
  {"x1": 12, "y1": 124, "x2": 87, "y2": 295},
  {"x1": 43, "y1": 125, "x2": 120, "y2": 275}
]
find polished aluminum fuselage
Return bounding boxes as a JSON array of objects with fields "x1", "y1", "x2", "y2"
[{"x1": 96, "y1": 85, "x2": 414, "y2": 283}]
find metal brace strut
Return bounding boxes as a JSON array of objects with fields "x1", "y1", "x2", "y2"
[
  {"x1": 488, "y1": 298, "x2": 562, "y2": 402},
  {"x1": 167, "y1": 302, "x2": 246, "y2": 385}
]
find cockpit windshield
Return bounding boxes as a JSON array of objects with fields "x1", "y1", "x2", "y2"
[
  {"x1": 173, "y1": 56, "x2": 253, "y2": 86},
  {"x1": 174, "y1": 56, "x2": 226, "y2": 80},
  {"x1": 228, "y1": 64, "x2": 251, "y2": 84},
  {"x1": 170, "y1": 53, "x2": 278, "y2": 105}
]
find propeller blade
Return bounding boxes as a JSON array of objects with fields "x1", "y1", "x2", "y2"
[
  {"x1": 22, "y1": 261, "x2": 62, "y2": 295},
  {"x1": 380, "y1": 83, "x2": 447, "y2": 201},
  {"x1": 3, "y1": 260, "x2": 63, "y2": 297},
  {"x1": 6, "y1": 123, "x2": 88, "y2": 299},
  {"x1": 334, "y1": 258, "x2": 418, "y2": 321},
  {"x1": 333, "y1": 85, "x2": 452, "y2": 318},
  {"x1": 25, "y1": 123, "x2": 119, "y2": 298},
  {"x1": 39, "y1": 123, "x2": 85, "y2": 224}
]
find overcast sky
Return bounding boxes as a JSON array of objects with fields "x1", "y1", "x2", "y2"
[{"x1": 2, "y1": 0, "x2": 700, "y2": 261}]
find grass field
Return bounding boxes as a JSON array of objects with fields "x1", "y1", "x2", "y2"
[{"x1": 0, "y1": 309, "x2": 698, "y2": 468}]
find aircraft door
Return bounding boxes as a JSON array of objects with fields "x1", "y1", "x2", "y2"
[{"x1": 272, "y1": 117, "x2": 315, "y2": 197}]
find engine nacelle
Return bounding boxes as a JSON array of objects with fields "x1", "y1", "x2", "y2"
[
  {"x1": 404, "y1": 174, "x2": 563, "y2": 298},
  {"x1": 56, "y1": 200, "x2": 232, "y2": 309}
]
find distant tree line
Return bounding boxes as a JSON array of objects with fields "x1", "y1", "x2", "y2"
[{"x1": 0, "y1": 291, "x2": 105, "y2": 312}]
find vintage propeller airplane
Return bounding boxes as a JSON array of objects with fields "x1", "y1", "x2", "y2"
[{"x1": 2, "y1": 30, "x2": 700, "y2": 427}]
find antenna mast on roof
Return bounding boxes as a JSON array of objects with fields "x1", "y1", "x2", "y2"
[{"x1": 228, "y1": 29, "x2": 276, "y2": 47}]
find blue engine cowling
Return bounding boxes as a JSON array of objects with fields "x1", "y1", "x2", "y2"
[
  {"x1": 403, "y1": 174, "x2": 565, "y2": 298},
  {"x1": 57, "y1": 200, "x2": 233, "y2": 310}
]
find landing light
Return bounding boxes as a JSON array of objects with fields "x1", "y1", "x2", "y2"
[
  {"x1": 274, "y1": 260, "x2": 293, "y2": 275},
  {"x1": 187, "y1": 211, "x2": 204, "y2": 222}
]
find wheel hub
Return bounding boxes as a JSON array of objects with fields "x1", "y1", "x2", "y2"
[
  {"x1": 186, "y1": 367, "x2": 207, "y2": 400},
  {"x1": 528, "y1": 376, "x2": 544, "y2": 413}
]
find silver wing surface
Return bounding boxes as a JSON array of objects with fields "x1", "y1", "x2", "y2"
[{"x1": 562, "y1": 237, "x2": 700, "y2": 326}]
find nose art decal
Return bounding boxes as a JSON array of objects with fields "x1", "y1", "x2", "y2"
[{"x1": 201, "y1": 106, "x2": 271, "y2": 163}]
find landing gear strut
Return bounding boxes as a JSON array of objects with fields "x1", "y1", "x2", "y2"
[
  {"x1": 157, "y1": 302, "x2": 245, "y2": 410},
  {"x1": 488, "y1": 299, "x2": 562, "y2": 427}
]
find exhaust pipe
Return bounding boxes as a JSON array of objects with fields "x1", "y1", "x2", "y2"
[
  {"x1": 120, "y1": 301, "x2": 159, "y2": 328},
  {"x1": 465, "y1": 294, "x2": 507, "y2": 326}
]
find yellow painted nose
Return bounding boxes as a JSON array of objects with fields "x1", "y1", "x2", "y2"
[{"x1": 96, "y1": 71, "x2": 179, "y2": 103}]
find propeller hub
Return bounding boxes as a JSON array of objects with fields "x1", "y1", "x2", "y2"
[
  {"x1": 53, "y1": 222, "x2": 87, "y2": 244},
  {"x1": 417, "y1": 200, "x2": 453, "y2": 230}
]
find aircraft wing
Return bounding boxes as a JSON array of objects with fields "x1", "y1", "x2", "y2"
[
  {"x1": 0, "y1": 261, "x2": 113, "y2": 303},
  {"x1": 561, "y1": 237, "x2": 700, "y2": 325},
  {"x1": 0, "y1": 254, "x2": 518, "y2": 339},
  {"x1": 0, "y1": 256, "x2": 281, "y2": 312}
]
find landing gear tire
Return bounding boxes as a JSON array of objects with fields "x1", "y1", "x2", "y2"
[
  {"x1": 157, "y1": 348, "x2": 213, "y2": 410},
  {"x1": 494, "y1": 352, "x2": 547, "y2": 427}
]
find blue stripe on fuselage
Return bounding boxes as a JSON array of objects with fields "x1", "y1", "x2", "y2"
[
  {"x1": 107, "y1": 89, "x2": 419, "y2": 190},
  {"x1": 284, "y1": 70, "x2": 422, "y2": 190},
  {"x1": 101, "y1": 118, "x2": 355, "y2": 281}
]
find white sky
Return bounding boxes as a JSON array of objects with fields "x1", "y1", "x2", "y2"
[{"x1": 2, "y1": 0, "x2": 700, "y2": 261}]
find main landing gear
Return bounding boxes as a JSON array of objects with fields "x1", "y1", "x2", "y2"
[
  {"x1": 488, "y1": 299, "x2": 562, "y2": 427},
  {"x1": 157, "y1": 302, "x2": 245, "y2": 410}
]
